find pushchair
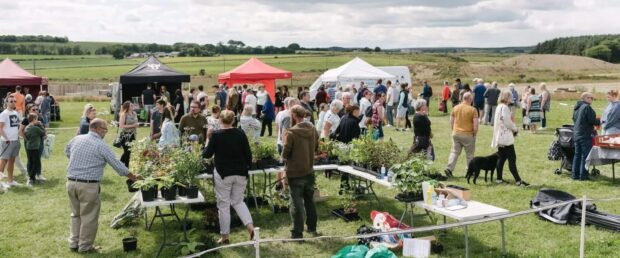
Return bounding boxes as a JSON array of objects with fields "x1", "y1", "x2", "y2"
[{"x1": 551, "y1": 125, "x2": 599, "y2": 175}]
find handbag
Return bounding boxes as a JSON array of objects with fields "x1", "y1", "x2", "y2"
[
  {"x1": 496, "y1": 106, "x2": 514, "y2": 146},
  {"x1": 113, "y1": 130, "x2": 125, "y2": 148},
  {"x1": 439, "y1": 101, "x2": 445, "y2": 112}
]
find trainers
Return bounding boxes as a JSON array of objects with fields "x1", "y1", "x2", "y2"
[
  {"x1": 516, "y1": 181, "x2": 530, "y2": 187},
  {"x1": 78, "y1": 245, "x2": 102, "y2": 253},
  {"x1": 496, "y1": 179, "x2": 505, "y2": 184},
  {"x1": 26, "y1": 180, "x2": 34, "y2": 187},
  {"x1": 0, "y1": 183, "x2": 7, "y2": 193},
  {"x1": 444, "y1": 169, "x2": 453, "y2": 178},
  {"x1": 306, "y1": 231, "x2": 323, "y2": 237},
  {"x1": 404, "y1": 128, "x2": 410, "y2": 131},
  {"x1": 36, "y1": 175, "x2": 47, "y2": 181},
  {"x1": 7, "y1": 181, "x2": 21, "y2": 187},
  {"x1": 395, "y1": 128, "x2": 400, "y2": 131},
  {"x1": 385, "y1": 124, "x2": 392, "y2": 127}
]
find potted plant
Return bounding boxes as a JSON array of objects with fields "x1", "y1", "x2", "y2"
[
  {"x1": 391, "y1": 154, "x2": 438, "y2": 202},
  {"x1": 157, "y1": 176, "x2": 177, "y2": 201},
  {"x1": 172, "y1": 144, "x2": 204, "y2": 199},
  {"x1": 122, "y1": 228, "x2": 138, "y2": 252},
  {"x1": 334, "y1": 142, "x2": 353, "y2": 165},
  {"x1": 251, "y1": 142, "x2": 278, "y2": 169},
  {"x1": 331, "y1": 188, "x2": 360, "y2": 222},
  {"x1": 269, "y1": 191, "x2": 289, "y2": 214},
  {"x1": 132, "y1": 177, "x2": 158, "y2": 202},
  {"x1": 351, "y1": 136, "x2": 373, "y2": 172}
]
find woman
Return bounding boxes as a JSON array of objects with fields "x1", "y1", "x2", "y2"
[
  {"x1": 160, "y1": 85, "x2": 170, "y2": 102},
  {"x1": 459, "y1": 83, "x2": 471, "y2": 103},
  {"x1": 371, "y1": 93, "x2": 385, "y2": 141},
  {"x1": 333, "y1": 105, "x2": 361, "y2": 143},
  {"x1": 350, "y1": 87, "x2": 358, "y2": 107},
  {"x1": 451, "y1": 83, "x2": 461, "y2": 108},
  {"x1": 260, "y1": 95, "x2": 276, "y2": 137},
  {"x1": 158, "y1": 107, "x2": 180, "y2": 149},
  {"x1": 395, "y1": 83, "x2": 408, "y2": 131},
  {"x1": 602, "y1": 90, "x2": 620, "y2": 135},
  {"x1": 203, "y1": 110, "x2": 255, "y2": 244},
  {"x1": 410, "y1": 99, "x2": 434, "y2": 160},
  {"x1": 405, "y1": 85, "x2": 414, "y2": 130},
  {"x1": 274, "y1": 87, "x2": 284, "y2": 113},
  {"x1": 119, "y1": 101, "x2": 138, "y2": 167},
  {"x1": 521, "y1": 85, "x2": 531, "y2": 130},
  {"x1": 321, "y1": 100, "x2": 343, "y2": 139},
  {"x1": 207, "y1": 106, "x2": 222, "y2": 132},
  {"x1": 296, "y1": 86, "x2": 304, "y2": 100},
  {"x1": 492, "y1": 90, "x2": 529, "y2": 186},
  {"x1": 77, "y1": 104, "x2": 96, "y2": 135},
  {"x1": 173, "y1": 89, "x2": 185, "y2": 124},
  {"x1": 539, "y1": 83, "x2": 551, "y2": 129},
  {"x1": 240, "y1": 105, "x2": 261, "y2": 143},
  {"x1": 526, "y1": 88, "x2": 541, "y2": 133}
]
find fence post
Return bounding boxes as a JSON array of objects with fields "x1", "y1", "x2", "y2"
[
  {"x1": 254, "y1": 227, "x2": 260, "y2": 258},
  {"x1": 580, "y1": 195, "x2": 586, "y2": 258}
]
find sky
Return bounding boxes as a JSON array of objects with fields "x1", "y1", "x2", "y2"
[{"x1": 1, "y1": 0, "x2": 619, "y2": 48}]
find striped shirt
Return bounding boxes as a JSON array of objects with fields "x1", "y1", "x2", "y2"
[{"x1": 65, "y1": 132, "x2": 129, "y2": 181}]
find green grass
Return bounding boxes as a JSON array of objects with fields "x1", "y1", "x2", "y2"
[{"x1": 1, "y1": 99, "x2": 619, "y2": 257}]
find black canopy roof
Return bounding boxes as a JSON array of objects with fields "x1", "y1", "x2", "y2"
[{"x1": 119, "y1": 55, "x2": 190, "y2": 84}]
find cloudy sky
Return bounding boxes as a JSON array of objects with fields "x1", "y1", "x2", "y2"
[{"x1": 0, "y1": 0, "x2": 619, "y2": 48}]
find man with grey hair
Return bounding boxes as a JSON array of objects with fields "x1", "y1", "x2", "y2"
[
  {"x1": 65, "y1": 118, "x2": 138, "y2": 252},
  {"x1": 483, "y1": 82, "x2": 501, "y2": 126},
  {"x1": 445, "y1": 92, "x2": 479, "y2": 177},
  {"x1": 472, "y1": 78, "x2": 486, "y2": 121},
  {"x1": 571, "y1": 92, "x2": 600, "y2": 181},
  {"x1": 338, "y1": 92, "x2": 352, "y2": 117},
  {"x1": 274, "y1": 97, "x2": 300, "y2": 190}
]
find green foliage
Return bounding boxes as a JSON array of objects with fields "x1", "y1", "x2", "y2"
[
  {"x1": 351, "y1": 135, "x2": 374, "y2": 165},
  {"x1": 177, "y1": 229, "x2": 205, "y2": 255},
  {"x1": 351, "y1": 135, "x2": 402, "y2": 168},
  {"x1": 531, "y1": 34, "x2": 620, "y2": 63},
  {"x1": 132, "y1": 176, "x2": 158, "y2": 190},
  {"x1": 390, "y1": 154, "x2": 437, "y2": 194},
  {"x1": 585, "y1": 45, "x2": 612, "y2": 61},
  {"x1": 171, "y1": 142, "x2": 204, "y2": 187},
  {"x1": 334, "y1": 142, "x2": 353, "y2": 163},
  {"x1": 251, "y1": 142, "x2": 278, "y2": 160}
]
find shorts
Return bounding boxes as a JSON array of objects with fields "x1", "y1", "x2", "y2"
[
  {"x1": 0, "y1": 141, "x2": 20, "y2": 159},
  {"x1": 396, "y1": 106, "x2": 408, "y2": 118}
]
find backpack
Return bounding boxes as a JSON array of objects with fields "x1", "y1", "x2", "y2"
[
  {"x1": 427, "y1": 85, "x2": 433, "y2": 97},
  {"x1": 547, "y1": 140, "x2": 562, "y2": 161},
  {"x1": 400, "y1": 91, "x2": 409, "y2": 108},
  {"x1": 364, "y1": 105, "x2": 373, "y2": 117}
]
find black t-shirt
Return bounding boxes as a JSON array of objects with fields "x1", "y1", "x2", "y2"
[
  {"x1": 173, "y1": 96, "x2": 185, "y2": 117},
  {"x1": 142, "y1": 89, "x2": 155, "y2": 105},
  {"x1": 413, "y1": 113, "x2": 431, "y2": 137},
  {"x1": 203, "y1": 128, "x2": 252, "y2": 178}
]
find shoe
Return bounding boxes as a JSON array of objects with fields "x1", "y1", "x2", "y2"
[
  {"x1": 385, "y1": 124, "x2": 392, "y2": 128},
  {"x1": 216, "y1": 238, "x2": 230, "y2": 245},
  {"x1": 495, "y1": 179, "x2": 505, "y2": 184},
  {"x1": 7, "y1": 181, "x2": 21, "y2": 187},
  {"x1": 516, "y1": 181, "x2": 530, "y2": 187},
  {"x1": 69, "y1": 246, "x2": 78, "y2": 252},
  {"x1": 444, "y1": 169, "x2": 453, "y2": 178},
  {"x1": 26, "y1": 180, "x2": 34, "y2": 187},
  {"x1": 36, "y1": 175, "x2": 47, "y2": 181},
  {"x1": 395, "y1": 128, "x2": 400, "y2": 132},
  {"x1": 78, "y1": 245, "x2": 102, "y2": 253},
  {"x1": 306, "y1": 231, "x2": 323, "y2": 237},
  {"x1": 0, "y1": 183, "x2": 7, "y2": 193},
  {"x1": 404, "y1": 128, "x2": 410, "y2": 131}
]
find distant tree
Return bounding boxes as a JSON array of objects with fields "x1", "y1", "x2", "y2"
[
  {"x1": 287, "y1": 43, "x2": 301, "y2": 51},
  {"x1": 374, "y1": 46, "x2": 381, "y2": 52},
  {"x1": 111, "y1": 47, "x2": 126, "y2": 59},
  {"x1": 584, "y1": 45, "x2": 612, "y2": 61}
]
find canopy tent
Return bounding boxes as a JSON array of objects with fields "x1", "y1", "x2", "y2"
[
  {"x1": 0, "y1": 58, "x2": 48, "y2": 98},
  {"x1": 309, "y1": 57, "x2": 396, "y2": 94},
  {"x1": 117, "y1": 55, "x2": 190, "y2": 105},
  {"x1": 218, "y1": 57, "x2": 292, "y2": 100}
]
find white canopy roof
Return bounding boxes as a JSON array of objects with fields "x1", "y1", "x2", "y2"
[{"x1": 310, "y1": 57, "x2": 396, "y2": 91}]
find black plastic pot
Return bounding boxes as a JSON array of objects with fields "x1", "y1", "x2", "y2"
[
  {"x1": 141, "y1": 187, "x2": 157, "y2": 202},
  {"x1": 395, "y1": 192, "x2": 424, "y2": 203},
  {"x1": 160, "y1": 185, "x2": 177, "y2": 201},
  {"x1": 122, "y1": 237, "x2": 137, "y2": 252},
  {"x1": 126, "y1": 179, "x2": 139, "y2": 193},
  {"x1": 331, "y1": 208, "x2": 361, "y2": 222},
  {"x1": 186, "y1": 186, "x2": 199, "y2": 199},
  {"x1": 178, "y1": 185, "x2": 187, "y2": 197},
  {"x1": 272, "y1": 205, "x2": 289, "y2": 214}
]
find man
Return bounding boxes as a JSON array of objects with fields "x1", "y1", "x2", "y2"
[
  {"x1": 385, "y1": 81, "x2": 395, "y2": 126},
  {"x1": 282, "y1": 105, "x2": 320, "y2": 239},
  {"x1": 445, "y1": 92, "x2": 479, "y2": 177},
  {"x1": 0, "y1": 95, "x2": 23, "y2": 189},
  {"x1": 214, "y1": 84, "x2": 227, "y2": 110},
  {"x1": 12, "y1": 86, "x2": 26, "y2": 118},
  {"x1": 275, "y1": 97, "x2": 300, "y2": 190},
  {"x1": 65, "y1": 118, "x2": 138, "y2": 253},
  {"x1": 539, "y1": 83, "x2": 551, "y2": 130},
  {"x1": 299, "y1": 91, "x2": 315, "y2": 124},
  {"x1": 572, "y1": 92, "x2": 600, "y2": 181},
  {"x1": 441, "y1": 81, "x2": 451, "y2": 114},
  {"x1": 315, "y1": 86, "x2": 328, "y2": 108},
  {"x1": 373, "y1": 79, "x2": 387, "y2": 97},
  {"x1": 24, "y1": 88, "x2": 33, "y2": 105},
  {"x1": 420, "y1": 80, "x2": 433, "y2": 109},
  {"x1": 141, "y1": 84, "x2": 156, "y2": 123},
  {"x1": 338, "y1": 92, "x2": 352, "y2": 118},
  {"x1": 39, "y1": 91, "x2": 52, "y2": 128},
  {"x1": 358, "y1": 89, "x2": 373, "y2": 134},
  {"x1": 472, "y1": 78, "x2": 486, "y2": 121},
  {"x1": 244, "y1": 88, "x2": 257, "y2": 116},
  {"x1": 196, "y1": 85, "x2": 207, "y2": 108},
  {"x1": 327, "y1": 85, "x2": 337, "y2": 103},
  {"x1": 483, "y1": 82, "x2": 501, "y2": 125},
  {"x1": 455, "y1": 78, "x2": 463, "y2": 90},
  {"x1": 179, "y1": 101, "x2": 208, "y2": 143},
  {"x1": 356, "y1": 81, "x2": 367, "y2": 104},
  {"x1": 150, "y1": 99, "x2": 166, "y2": 140},
  {"x1": 256, "y1": 85, "x2": 267, "y2": 114}
]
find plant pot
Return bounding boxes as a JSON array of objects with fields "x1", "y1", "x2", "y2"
[
  {"x1": 331, "y1": 208, "x2": 361, "y2": 222},
  {"x1": 126, "y1": 179, "x2": 139, "y2": 193},
  {"x1": 272, "y1": 205, "x2": 289, "y2": 214},
  {"x1": 186, "y1": 186, "x2": 199, "y2": 199},
  {"x1": 395, "y1": 192, "x2": 424, "y2": 203},
  {"x1": 205, "y1": 164, "x2": 215, "y2": 175},
  {"x1": 141, "y1": 187, "x2": 158, "y2": 202},
  {"x1": 249, "y1": 162, "x2": 259, "y2": 170},
  {"x1": 244, "y1": 196, "x2": 265, "y2": 208},
  {"x1": 178, "y1": 185, "x2": 187, "y2": 197},
  {"x1": 262, "y1": 158, "x2": 278, "y2": 168},
  {"x1": 160, "y1": 186, "x2": 177, "y2": 201},
  {"x1": 122, "y1": 237, "x2": 137, "y2": 252}
]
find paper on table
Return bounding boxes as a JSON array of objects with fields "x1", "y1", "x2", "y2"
[{"x1": 403, "y1": 238, "x2": 430, "y2": 258}]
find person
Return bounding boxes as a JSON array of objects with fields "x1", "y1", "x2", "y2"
[
  {"x1": 316, "y1": 103, "x2": 327, "y2": 134},
  {"x1": 173, "y1": 89, "x2": 185, "y2": 124},
  {"x1": 240, "y1": 105, "x2": 261, "y2": 143},
  {"x1": 521, "y1": 85, "x2": 531, "y2": 130},
  {"x1": 572, "y1": 92, "x2": 600, "y2": 181},
  {"x1": 275, "y1": 97, "x2": 300, "y2": 190},
  {"x1": 260, "y1": 95, "x2": 275, "y2": 137},
  {"x1": 78, "y1": 104, "x2": 96, "y2": 135},
  {"x1": 420, "y1": 80, "x2": 432, "y2": 108},
  {"x1": 395, "y1": 83, "x2": 409, "y2": 131},
  {"x1": 158, "y1": 107, "x2": 180, "y2": 149},
  {"x1": 179, "y1": 101, "x2": 208, "y2": 143},
  {"x1": 459, "y1": 83, "x2": 471, "y2": 102},
  {"x1": 141, "y1": 84, "x2": 156, "y2": 122},
  {"x1": 24, "y1": 88, "x2": 33, "y2": 106},
  {"x1": 508, "y1": 83, "x2": 519, "y2": 114},
  {"x1": 350, "y1": 87, "x2": 359, "y2": 107},
  {"x1": 315, "y1": 86, "x2": 328, "y2": 109},
  {"x1": 12, "y1": 86, "x2": 26, "y2": 118},
  {"x1": 226, "y1": 86, "x2": 240, "y2": 126},
  {"x1": 445, "y1": 92, "x2": 479, "y2": 177},
  {"x1": 65, "y1": 118, "x2": 138, "y2": 253},
  {"x1": 321, "y1": 100, "x2": 343, "y2": 139},
  {"x1": 214, "y1": 85, "x2": 228, "y2": 110},
  {"x1": 333, "y1": 105, "x2": 361, "y2": 143},
  {"x1": 455, "y1": 78, "x2": 463, "y2": 90},
  {"x1": 405, "y1": 85, "x2": 415, "y2": 130},
  {"x1": 492, "y1": 91, "x2": 529, "y2": 186},
  {"x1": 441, "y1": 81, "x2": 451, "y2": 114},
  {"x1": 118, "y1": 101, "x2": 138, "y2": 167},
  {"x1": 150, "y1": 99, "x2": 166, "y2": 140},
  {"x1": 296, "y1": 86, "x2": 304, "y2": 100},
  {"x1": 327, "y1": 84, "x2": 337, "y2": 102},
  {"x1": 526, "y1": 88, "x2": 541, "y2": 133},
  {"x1": 282, "y1": 105, "x2": 321, "y2": 239},
  {"x1": 24, "y1": 113, "x2": 46, "y2": 186},
  {"x1": 358, "y1": 89, "x2": 373, "y2": 134},
  {"x1": 256, "y1": 86, "x2": 267, "y2": 113},
  {"x1": 335, "y1": 86, "x2": 344, "y2": 102},
  {"x1": 187, "y1": 88, "x2": 195, "y2": 114},
  {"x1": 39, "y1": 91, "x2": 51, "y2": 128},
  {"x1": 451, "y1": 83, "x2": 461, "y2": 108},
  {"x1": 207, "y1": 106, "x2": 222, "y2": 134},
  {"x1": 385, "y1": 81, "x2": 396, "y2": 127},
  {"x1": 21, "y1": 104, "x2": 44, "y2": 181},
  {"x1": 275, "y1": 86, "x2": 285, "y2": 113},
  {"x1": 484, "y1": 82, "x2": 501, "y2": 126},
  {"x1": 338, "y1": 92, "x2": 352, "y2": 118},
  {"x1": 602, "y1": 90, "x2": 620, "y2": 135},
  {"x1": 410, "y1": 99, "x2": 434, "y2": 160},
  {"x1": 159, "y1": 85, "x2": 170, "y2": 102},
  {"x1": 203, "y1": 110, "x2": 255, "y2": 244},
  {"x1": 371, "y1": 93, "x2": 386, "y2": 141},
  {"x1": 196, "y1": 85, "x2": 207, "y2": 107},
  {"x1": 299, "y1": 91, "x2": 315, "y2": 124},
  {"x1": 539, "y1": 83, "x2": 551, "y2": 130},
  {"x1": 243, "y1": 88, "x2": 257, "y2": 116},
  {"x1": 356, "y1": 81, "x2": 367, "y2": 103},
  {"x1": 472, "y1": 78, "x2": 486, "y2": 119},
  {"x1": 0, "y1": 95, "x2": 23, "y2": 189},
  {"x1": 373, "y1": 79, "x2": 387, "y2": 96}
]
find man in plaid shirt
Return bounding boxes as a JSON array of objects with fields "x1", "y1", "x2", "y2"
[{"x1": 64, "y1": 118, "x2": 138, "y2": 253}]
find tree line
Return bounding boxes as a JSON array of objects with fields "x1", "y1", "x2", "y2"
[
  {"x1": 0, "y1": 35, "x2": 69, "y2": 43},
  {"x1": 0, "y1": 43, "x2": 87, "y2": 55},
  {"x1": 531, "y1": 34, "x2": 620, "y2": 63}
]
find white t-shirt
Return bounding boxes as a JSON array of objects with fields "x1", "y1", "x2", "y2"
[
  {"x1": 196, "y1": 91, "x2": 207, "y2": 102},
  {"x1": 244, "y1": 94, "x2": 257, "y2": 115},
  {"x1": 276, "y1": 110, "x2": 290, "y2": 145},
  {"x1": 386, "y1": 87, "x2": 395, "y2": 106},
  {"x1": 0, "y1": 109, "x2": 20, "y2": 141},
  {"x1": 359, "y1": 97, "x2": 372, "y2": 128},
  {"x1": 321, "y1": 110, "x2": 341, "y2": 138},
  {"x1": 256, "y1": 91, "x2": 267, "y2": 106}
]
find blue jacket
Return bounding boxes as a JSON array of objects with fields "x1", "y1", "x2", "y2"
[
  {"x1": 261, "y1": 98, "x2": 276, "y2": 120},
  {"x1": 572, "y1": 101, "x2": 600, "y2": 142},
  {"x1": 603, "y1": 101, "x2": 620, "y2": 134},
  {"x1": 421, "y1": 84, "x2": 432, "y2": 98},
  {"x1": 473, "y1": 84, "x2": 486, "y2": 105}
]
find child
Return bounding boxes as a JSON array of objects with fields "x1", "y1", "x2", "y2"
[
  {"x1": 316, "y1": 103, "x2": 328, "y2": 133},
  {"x1": 24, "y1": 113, "x2": 46, "y2": 186}
]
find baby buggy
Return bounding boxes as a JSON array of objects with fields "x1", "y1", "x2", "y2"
[{"x1": 549, "y1": 125, "x2": 599, "y2": 175}]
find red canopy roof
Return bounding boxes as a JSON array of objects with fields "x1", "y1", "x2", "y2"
[
  {"x1": 218, "y1": 57, "x2": 292, "y2": 81},
  {"x1": 0, "y1": 58, "x2": 48, "y2": 86}
]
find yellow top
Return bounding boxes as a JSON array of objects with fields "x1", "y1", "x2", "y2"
[{"x1": 452, "y1": 103, "x2": 478, "y2": 135}]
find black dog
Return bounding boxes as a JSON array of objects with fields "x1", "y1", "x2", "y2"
[{"x1": 466, "y1": 153, "x2": 499, "y2": 184}]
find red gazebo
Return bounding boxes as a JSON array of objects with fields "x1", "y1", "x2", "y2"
[
  {"x1": 0, "y1": 58, "x2": 48, "y2": 98},
  {"x1": 218, "y1": 57, "x2": 292, "y2": 100}
]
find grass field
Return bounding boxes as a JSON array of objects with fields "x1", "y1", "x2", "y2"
[{"x1": 0, "y1": 98, "x2": 619, "y2": 258}]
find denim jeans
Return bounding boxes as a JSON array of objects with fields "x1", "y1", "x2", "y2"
[
  {"x1": 572, "y1": 139, "x2": 593, "y2": 180},
  {"x1": 288, "y1": 174, "x2": 317, "y2": 237},
  {"x1": 386, "y1": 105, "x2": 395, "y2": 126}
]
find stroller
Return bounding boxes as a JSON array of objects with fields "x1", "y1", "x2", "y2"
[{"x1": 550, "y1": 125, "x2": 599, "y2": 175}]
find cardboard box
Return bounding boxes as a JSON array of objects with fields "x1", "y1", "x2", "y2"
[{"x1": 445, "y1": 185, "x2": 471, "y2": 201}]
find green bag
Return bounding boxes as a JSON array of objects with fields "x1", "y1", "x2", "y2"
[
  {"x1": 364, "y1": 246, "x2": 397, "y2": 258},
  {"x1": 331, "y1": 245, "x2": 369, "y2": 258},
  {"x1": 139, "y1": 109, "x2": 148, "y2": 120}
]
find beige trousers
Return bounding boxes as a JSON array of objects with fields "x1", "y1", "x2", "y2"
[
  {"x1": 446, "y1": 133, "x2": 476, "y2": 172},
  {"x1": 66, "y1": 181, "x2": 100, "y2": 251}
]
